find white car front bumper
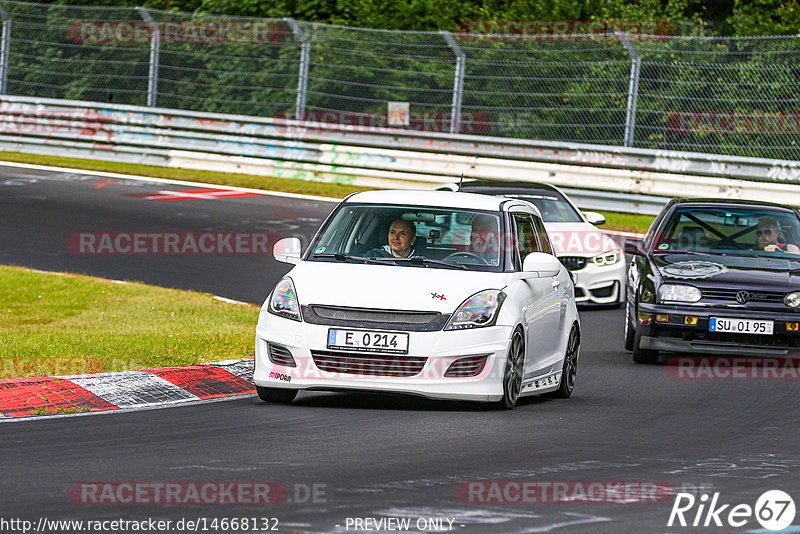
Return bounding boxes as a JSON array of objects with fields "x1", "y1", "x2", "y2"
[
  {"x1": 566, "y1": 259, "x2": 626, "y2": 305},
  {"x1": 254, "y1": 313, "x2": 515, "y2": 402}
]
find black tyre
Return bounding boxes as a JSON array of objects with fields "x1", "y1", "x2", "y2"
[
  {"x1": 546, "y1": 324, "x2": 580, "y2": 399},
  {"x1": 632, "y1": 327, "x2": 659, "y2": 364},
  {"x1": 624, "y1": 301, "x2": 636, "y2": 351},
  {"x1": 497, "y1": 328, "x2": 525, "y2": 410},
  {"x1": 256, "y1": 386, "x2": 298, "y2": 404}
]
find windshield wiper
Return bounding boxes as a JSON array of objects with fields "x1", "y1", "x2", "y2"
[
  {"x1": 658, "y1": 250, "x2": 710, "y2": 256},
  {"x1": 312, "y1": 253, "x2": 383, "y2": 264},
  {"x1": 721, "y1": 251, "x2": 760, "y2": 257},
  {"x1": 659, "y1": 250, "x2": 757, "y2": 258},
  {"x1": 372, "y1": 256, "x2": 468, "y2": 270}
]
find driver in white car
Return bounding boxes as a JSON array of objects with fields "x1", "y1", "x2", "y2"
[{"x1": 382, "y1": 218, "x2": 417, "y2": 258}]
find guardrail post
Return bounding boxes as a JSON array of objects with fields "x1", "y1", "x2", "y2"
[
  {"x1": 440, "y1": 31, "x2": 465, "y2": 135},
  {"x1": 285, "y1": 18, "x2": 310, "y2": 120},
  {"x1": 0, "y1": 4, "x2": 11, "y2": 94},
  {"x1": 136, "y1": 7, "x2": 160, "y2": 107},
  {"x1": 617, "y1": 32, "x2": 641, "y2": 147}
]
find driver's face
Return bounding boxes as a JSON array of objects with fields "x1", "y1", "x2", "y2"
[
  {"x1": 388, "y1": 220, "x2": 415, "y2": 257},
  {"x1": 757, "y1": 224, "x2": 779, "y2": 248},
  {"x1": 471, "y1": 228, "x2": 499, "y2": 253}
]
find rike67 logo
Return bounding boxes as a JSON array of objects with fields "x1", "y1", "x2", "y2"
[{"x1": 668, "y1": 490, "x2": 796, "y2": 531}]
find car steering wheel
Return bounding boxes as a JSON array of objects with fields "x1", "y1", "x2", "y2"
[
  {"x1": 443, "y1": 252, "x2": 489, "y2": 265},
  {"x1": 363, "y1": 248, "x2": 390, "y2": 258}
]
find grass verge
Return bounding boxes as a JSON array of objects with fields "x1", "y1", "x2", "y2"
[
  {"x1": 0, "y1": 265, "x2": 258, "y2": 379},
  {"x1": 0, "y1": 151, "x2": 656, "y2": 234},
  {"x1": 601, "y1": 211, "x2": 654, "y2": 234}
]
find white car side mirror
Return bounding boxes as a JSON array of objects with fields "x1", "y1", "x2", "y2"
[
  {"x1": 583, "y1": 211, "x2": 606, "y2": 226},
  {"x1": 273, "y1": 237, "x2": 302, "y2": 264},
  {"x1": 522, "y1": 252, "x2": 562, "y2": 277}
]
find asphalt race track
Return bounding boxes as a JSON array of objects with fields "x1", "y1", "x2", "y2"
[
  {"x1": 2, "y1": 164, "x2": 800, "y2": 533},
  {"x1": 0, "y1": 165, "x2": 335, "y2": 303}
]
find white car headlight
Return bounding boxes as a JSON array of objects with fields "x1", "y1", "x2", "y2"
[
  {"x1": 658, "y1": 284, "x2": 701, "y2": 303},
  {"x1": 592, "y1": 251, "x2": 620, "y2": 266},
  {"x1": 785, "y1": 292, "x2": 800, "y2": 308},
  {"x1": 268, "y1": 277, "x2": 302, "y2": 321},
  {"x1": 445, "y1": 290, "x2": 506, "y2": 330}
]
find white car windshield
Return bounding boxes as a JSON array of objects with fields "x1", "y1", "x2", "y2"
[
  {"x1": 501, "y1": 193, "x2": 583, "y2": 223},
  {"x1": 308, "y1": 204, "x2": 505, "y2": 271}
]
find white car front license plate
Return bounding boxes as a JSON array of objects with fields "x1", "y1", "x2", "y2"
[
  {"x1": 327, "y1": 328, "x2": 409, "y2": 354},
  {"x1": 709, "y1": 317, "x2": 774, "y2": 335}
]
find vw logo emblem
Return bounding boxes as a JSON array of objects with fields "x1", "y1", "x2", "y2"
[{"x1": 736, "y1": 291, "x2": 750, "y2": 304}]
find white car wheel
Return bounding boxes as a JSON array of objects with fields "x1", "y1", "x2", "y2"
[{"x1": 497, "y1": 328, "x2": 525, "y2": 410}]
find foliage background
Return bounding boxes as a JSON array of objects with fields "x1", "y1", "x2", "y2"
[
  {"x1": 42, "y1": 0, "x2": 800, "y2": 36},
  {"x1": 4, "y1": 0, "x2": 800, "y2": 160}
]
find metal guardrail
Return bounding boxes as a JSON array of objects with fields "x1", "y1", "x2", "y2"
[
  {"x1": 558, "y1": 188, "x2": 667, "y2": 217},
  {"x1": 0, "y1": 95, "x2": 799, "y2": 215}
]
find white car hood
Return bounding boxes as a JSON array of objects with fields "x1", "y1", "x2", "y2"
[
  {"x1": 286, "y1": 261, "x2": 507, "y2": 313},
  {"x1": 544, "y1": 222, "x2": 620, "y2": 256}
]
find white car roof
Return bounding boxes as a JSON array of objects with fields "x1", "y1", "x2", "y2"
[{"x1": 344, "y1": 190, "x2": 511, "y2": 211}]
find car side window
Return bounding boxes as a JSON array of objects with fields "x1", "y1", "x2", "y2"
[
  {"x1": 531, "y1": 215, "x2": 553, "y2": 255},
  {"x1": 644, "y1": 206, "x2": 672, "y2": 250},
  {"x1": 513, "y1": 213, "x2": 540, "y2": 267}
]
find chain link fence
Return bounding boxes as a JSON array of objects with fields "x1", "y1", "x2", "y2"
[{"x1": 0, "y1": 0, "x2": 798, "y2": 161}]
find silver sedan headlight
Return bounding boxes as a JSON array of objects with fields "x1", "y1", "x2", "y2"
[{"x1": 658, "y1": 284, "x2": 701, "y2": 303}]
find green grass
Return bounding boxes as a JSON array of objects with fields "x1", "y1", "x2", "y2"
[
  {"x1": 0, "y1": 266, "x2": 259, "y2": 379},
  {"x1": 30, "y1": 406, "x2": 90, "y2": 415},
  {"x1": 600, "y1": 211, "x2": 655, "y2": 234},
  {"x1": 0, "y1": 151, "x2": 656, "y2": 234}
]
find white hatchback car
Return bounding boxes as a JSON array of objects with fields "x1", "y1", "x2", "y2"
[{"x1": 254, "y1": 190, "x2": 580, "y2": 409}]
